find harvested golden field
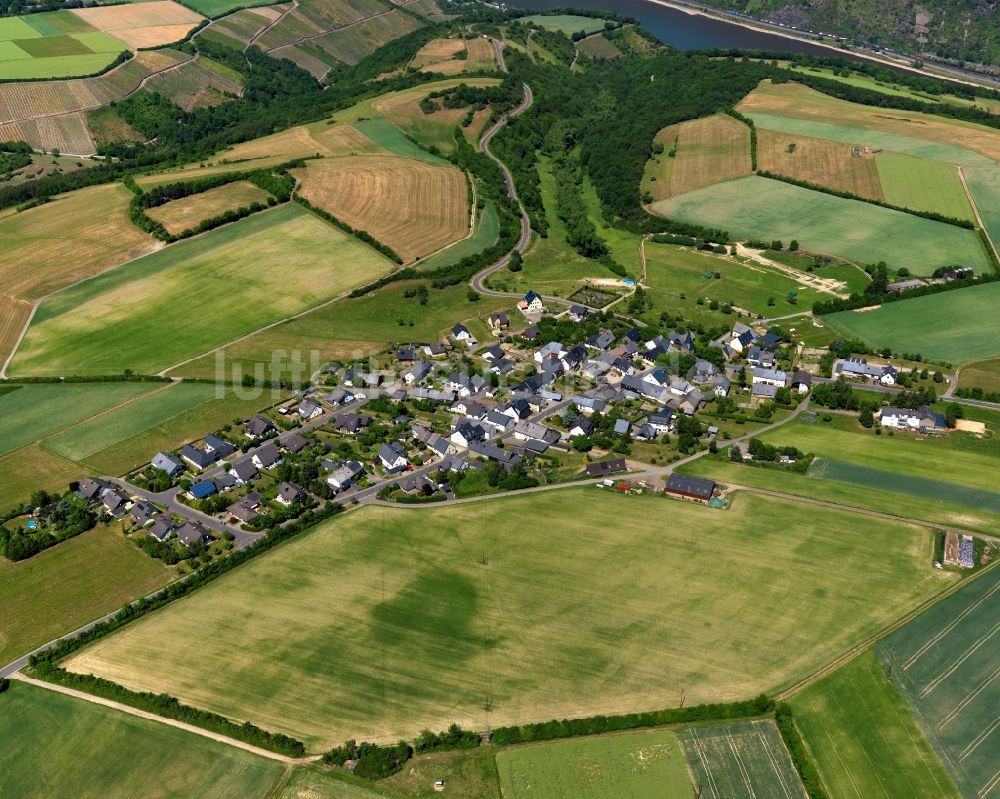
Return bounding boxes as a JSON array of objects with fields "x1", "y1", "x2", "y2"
[
  {"x1": 737, "y1": 80, "x2": 1000, "y2": 163},
  {"x1": 0, "y1": 294, "x2": 30, "y2": 367},
  {"x1": 146, "y1": 180, "x2": 273, "y2": 235},
  {"x1": 0, "y1": 183, "x2": 160, "y2": 302},
  {"x1": 757, "y1": 128, "x2": 884, "y2": 201},
  {"x1": 71, "y1": 1, "x2": 205, "y2": 48},
  {"x1": 295, "y1": 155, "x2": 468, "y2": 262},
  {"x1": 411, "y1": 37, "x2": 465, "y2": 68},
  {"x1": 465, "y1": 36, "x2": 496, "y2": 69},
  {"x1": 645, "y1": 113, "x2": 752, "y2": 200}
]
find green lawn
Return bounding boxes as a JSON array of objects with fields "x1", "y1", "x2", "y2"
[
  {"x1": 790, "y1": 650, "x2": 960, "y2": 799},
  {"x1": 0, "y1": 680, "x2": 284, "y2": 799},
  {"x1": 10, "y1": 204, "x2": 396, "y2": 376},
  {"x1": 876, "y1": 567, "x2": 1000, "y2": 799},
  {"x1": 651, "y1": 175, "x2": 991, "y2": 276},
  {"x1": 0, "y1": 525, "x2": 172, "y2": 667},
  {"x1": 520, "y1": 14, "x2": 606, "y2": 35},
  {"x1": 679, "y1": 720, "x2": 806, "y2": 799},
  {"x1": 417, "y1": 200, "x2": 499, "y2": 271},
  {"x1": 875, "y1": 153, "x2": 974, "y2": 221},
  {"x1": 825, "y1": 281, "x2": 1000, "y2": 363},
  {"x1": 64, "y1": 489, "x2": 956, "y2": 750},
  {"x1": 963, "y1": 165, "x2": 1000, "y2": 254},
  {"x1": 0, "y1": 382, "x2": 155, "y2": 456},
  {"x1": 746, "y1": 113, "x2": 993, "y2": 165},
  {"x1": 497, "y1": 729, "x2": 693, "y2": 798}
]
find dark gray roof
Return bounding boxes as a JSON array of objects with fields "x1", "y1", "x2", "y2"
[
  {"x1": 666, "y1": 473, "x2": 715, "y2": 499},
  {"x1": 585, "y1": 458, "x2": 626, "y2": 477},
  {"x1": 283, "y1": 432, "x2": 309, "y2": 454}
]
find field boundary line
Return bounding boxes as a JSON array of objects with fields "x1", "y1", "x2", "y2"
[
  {"x1": 10, "y1": 672, "x2": 320, "y2": 764},
  {"x1": 917, "y1": 618, "x2": 1000, "y2": 698},
  {"x1": 726, "y1": 730, "x2": 758, "y2": 799},
  {"x1": 757, "y1": 723, "x2": 798, "y2": 799},
  {"x1": 958, "y1": 165, "x2": 1000, "y2": 270},
  {"x1": 958, "y1": 715, "x2": 1000, "y2": 761},
  {"x1": 939, "y1": 664, "x2": 1000, "y2": 730},
  {"x1": 901, "y1": 580, "x2": 1000, "y2": 670},
  {"x1": 688, "y1": 730, "x2": 722, "y2": 799},
  {"x1": 804, "y1": 695, "x2": 863, "y2": 799}
]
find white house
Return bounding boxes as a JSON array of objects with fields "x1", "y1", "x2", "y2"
[
  {"x1": 879, "y1": 406, "x2": 937, "y2": 431},
  {"x1": 519, "y1": 290, "x2": 544, "y2": 314},
  {"x1": 750, "y1": 367, "x2": 787, "y2": 388}
]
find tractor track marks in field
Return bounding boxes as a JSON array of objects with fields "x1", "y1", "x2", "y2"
[{"x1": 902, "y1": 581, "x2": 1000, "y2": 671}]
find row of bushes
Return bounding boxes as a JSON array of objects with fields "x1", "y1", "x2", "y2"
[
  {"x1": 323, "y1": 723, "x2": 481, "y2": 780},
  {"x1": 775, "y1": 702, "x2": 829, "y2": 799},
  {"x1": 726, "y1": 108, "x2": 757, "y2": 170},
  {"x1": 1, "y1": 374, "x2": 171, "y2": 384},
  {"x1": 29, "y1": 501, "x2": 348, "y2": 756},
  {"x1": 756, "y1": 171, "x2": 975, "y2": 229},
  {"x1": 955, "y1": 386, "x2": 1000, "y2": 403},
  {"x1": 293, "y1": 195, "x2": 403, "y2": 264},
  {"x1": 491, "y1": 694, "x2": 775, "y2": 745},
  {"x1": 813, "y1": 272, "x2": 998, "y2": 314}
]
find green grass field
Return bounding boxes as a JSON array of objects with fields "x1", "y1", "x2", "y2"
[
  {"x1": 0, "y1": 680, "x2": 283, "y2": 799},
  {"x1": 958, "y1": 356, "x2": 1000, "y2": 394},
  {"x1": 0, "y1": 525, "x2": 171, "y2": 667},
  {"x1": 747, "y1": 113, "x2": 993, "y2": 165},
  {"x1": 679, "y1": 720, "x2": 806, "y2": 799},
  {"x1": 497, "y1": 729, "x2": 693, "y2": 798},
  {"x1": 352, "y1": 118, "x2": 448, "y2": 164},
  {"x1": 181, "y1": 0, "x2": 258, "y2": 16},
  {"x1": 877, "y1": 567, "x2": 1000, "y2": 799},
  {"x1": 417, "y1": 200, "x2": 499, "y2": 271},
  {"x1": 0, "y1": 444, "x2": 85, "y2": 514},
  {"x1": 651, "y1": 175, "x2": 992, "y2": 275},
  {"x1": 825, "y1": 281, "x2": 1000, "y2": 362},
  {"x1": 963, "y1": 165, "x2": 1000, "y2": 254},
  {"x1": 0, "y1": 382, "x2": 155, "y2": 456},
  {"x1": 520, "y1": 14, "x2": 606, "y2": 35},
  {"x1": 10, "y1": 204, "x2": 395, "y2": 376},
  {"x1": 875, "y1": 154, "x2": 975, "y2": 221},
  {"x1": 0, "y1": 11, "x2": 127, "y2": 80},
  {"x1": 791, "y1": 650, "x2": 960, "y2": 799},
  {"x1": 63, "y1": 489, "x2": 955, "y2": 750}
]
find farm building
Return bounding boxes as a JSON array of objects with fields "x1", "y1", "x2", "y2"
[
  {"x1": 586, "y1": 458, "x2": 627, "y2": 478},
  {"x1": 665, "y1": 473, "x2": 716, "y2": 502}
]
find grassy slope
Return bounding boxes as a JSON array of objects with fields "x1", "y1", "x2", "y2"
[
  {"x1": 63, "y1": 489, "x2": 955, "y2": 750},
  {"x1": 0, "y1": 681, "x2": 283, "y2": 799},
  {"x1": 875, "y1": 153, "x2": 975, "y2": 221},
  {"x1": 497, "y1": 729, "x2": 694, "y2": 798},
  {"x1": 0, "y1": 383, "x2": 156, "y2": 456},
  {"x1": 10, "y1": 204, "x2": 395, "y2": 376},
  {"x1": 520, "y1": 14, "x2": 605, "y2": 35},
  {"x1": 791, "y1": 650, "x2": 960, "y2": 799},
  {"x1": 416, "y1": 199, "x2": 499, "y2": 271},
  {"x1": 958, "y1": 356, "x2": 1000, "y2": 393},
  {"x1": 0, "y1": 525, "x2": 171, "y2": 667},
  {"x1": 651, "y1": 175, "x2": 991, "y2": 276},
  {"x1": 963, "y1": 165, "x2": 1000, "y2": 254},
  {"x1": 825, "y1": 281, "x2": 1000, "y2": 363}
]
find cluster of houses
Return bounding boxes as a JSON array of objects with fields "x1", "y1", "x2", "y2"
[{"x1": 835, "y1": 357, "x2": 898, "y2": 386}]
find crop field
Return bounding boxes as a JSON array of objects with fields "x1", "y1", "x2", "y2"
[
  {"x1": 307, "y1": 9, "x2": 424, "y2": 65},
  {"x1": 70, "y1": 2, "x2": 204, "y2": 49},
  {"x1": 143, "y1": 59, "x2": 243, "y2": 110},
  {"x1": 644, "y1": 114, "x2": 751, "y2": 201},
  {"x1": 295, "y1": 155, "x2": 468, "y2": 262},
  {"x1": 738, "y1": 81, "x2": 1000, "y2": 164},
  {"x1": 0, "y1": 525, "x2": 171, "y2": 668},
  {"x1": 0, "y1": 294, "x2": 30, "y2": 366},
  {"x1": 273, "y1": 42, "x2": 337, "y2": 79},
  {"x1": 877, "y1": 567, "x2": 1000, "y2": 799},
  {"x1": 0, "y1": 444, "x2": 85, "y2": 513},
  {"x1": 0, "y1": 383, "x2": 156, "y2": 456},
  {"x1": 963, "y1": 165, "x2": 1000, "y2": 252},
  {"x1": 651, "y1": 175, "x2": 992, "y2": 275},
  {"x1": 63, "y1": 489, "x2": 955, "y2": 749},
  {"x1": 0, "y1": 11, "x2": 127, "y2": 80},
  {"x1": 351, "y1": 116, "x2": 445, "y2": 162},
  {"x1": 791, "y1": 649, "x2": 960, "y2": 799},
  {"x1": 417, "y1": 199, "x2": 498, "y2": 270},
  {"x1": 41, "y1": 382, "x2": 217, "y2": 463},
  {"x1": 146, "y1": 180, "x2": 272, "y2": 235},
  {"x1": 521, "y1": 14, "x2": 606, "y2": 35},
  {"x1": 958, "y1": 356, "x2": 1000, "y2": 394},
  {"x1": 756, "y1": 127, "x2": 883, "y2": 200},
  {"x1": 497, "y1": 729, "x2": 693, "y2": 798},
  {"x1": 203, "y1": 5, "x2": 278, "y2": 45},
  {"x1": 0, "y1": 111, "x2": 96, "y2": 154},
  {"x1": 10, "y1": 204, "x2": 395, "y2": 376},
  {"x1": 0, "y1": 182, "x2": 159, "y2": 302},
  {"x1": 185, "y1": 0, "x2": 274, "y2": 15},
  {"x1": 826, "y1": 281, "x2": 1000, "y2": 362},
  {"x1": 0, "y1": 681, "x2": 283, "y2": 799},
  {"x1": 644, "y1": 241, "x2": 827, "y2": 315},
  {"x1": 875, "y1": 153, "x2": 975, "y2": 220},
  {"x1": 411, "y1": 36, "x2": 465, "y2": 72},
  {"x1": 679, "y1": 721, "x2": 806, "y2": 799}
]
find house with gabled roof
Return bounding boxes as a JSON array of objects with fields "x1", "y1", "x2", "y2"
[
  {"x1": 129, "y1": 501, "x2": 158, "y2": 526},
  {"x1": 283, "y1": 432, "x2": 310, "y2": 454},
  {"x1": 327, "y1": 460, "x2": 365, "y2": 492},
  {"x1": 252, "y1": 442, "x2": 283, "y2": 470},
  {"x1": 276, "y1": 482, "x2": 306, "y2": 507},
  {"x1": 245, "y1": 415, "x2": 277, "y2": 440},
  {"x1": 181, "y1": 444, "x2": 215, "y2": 472},
  {"x1": 151, "y1": 451, "x2": 184, "y2": 478},
  {"x1": 148, "y1": 516, "x2": 175, "y2": 542},
  {"x1": 488, "y1": 311, "x2": 509, "y2": 334},
  {"x1": 298, "y1": 399, "x2": 323, "y2": 420},
  {"x1": 231, "y1": 459, "x2": 258, "y2": 484},
  {"x1": 378, "y1": 441, "x2": 409, "y2": 473},
  {"x1": 519, "y1": 290, "x2": 544, "y2": 314},
  {"x1": 176, "y1": 521, "x2": 213, "y2": 548}
]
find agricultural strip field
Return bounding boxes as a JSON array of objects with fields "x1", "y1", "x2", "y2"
[
  {"x1": 351, "y1": 117, "x2": 447, "y2": 163},
  {"x1": 963, "y1": 166, "x2": 1000, "y2": 253},
  {"x1": 825, "y1": 281, "x2": 1000, "y2": 362},
  {"x1": 255, "y1": 0, "x2": 396, "y2": 51},
  {"x1": 0, "y1": 11, "x2": 127, "y2": 80},
  {"x1": 790, "y1": 649, "x2": 961, "y2": 799},
  {"x1": 876, "y1": 567, "x2": 1000, "y2": 799},
  {"x1": 410, "y1": 36, "x2": 465, "y2": 72},
  {"x1": 737, "y1": 81, "x2": 1000, "y2": 164},
  {"x1": 679, "y1": 720, "x2": 806, "y2": 799},
  {"x1": 41, "y1": 381, "x2": 218, "y2": 463},
  {"x1": 417, "y1": 199, "x2": 498, "y2": 271},
  {"x1": 644, "y1": 113, "x2": 751, "y2": 201},
  {"x1": 0, "y1": 382, "x2": 157, "y2": 456},
  {"x1": 756, "y1": 127, "x2": 882, "y2": 201},
  {"x1": 301, "y1": 9, "x2": 424, "y2": 66},
  {"x1": 295, "y1": 155, "x2": 468, "y2": 262},
  {"x1": 0, "y1": 525, "x2": 171, "y2": 667},
  {"x1": 146, "y1": 181, "x2": 273, "y2": 236},
  {"x1": 0, "y1": 445, "x2": 85, "y2": 514},
  {"x1": 520, "y1": 14, "x2": 606, "y2": 34},
  {"x1": 875, "y1": 153, "x2": 975, "y2": 221},
  {"x1": 651, "y1": 175, "x2": 992, "y2": 276},
  {"x1": 9, "y1": 203, "x2": 396, "y2": 376},
  {"x1": 0, "y1": 182, "x2": 159, "y2": 302},
  {"x1": 0, "y1": 681, "x2": 283, "y2": 799},
  {"x1": 63, "y1": 489, "x2": 957, "y2": 749},
  {"x1": 142, "y1": 60, "x2": 244, "y2": 111},
  {"x1": 496, "y1": 729, "x2": 694, "y2": 798},
  {"x1": 70, "y1": 2, "x2": 204, "y2": 49}
]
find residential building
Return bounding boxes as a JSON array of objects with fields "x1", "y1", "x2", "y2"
[
  {"x1": 150, "y1": 451, "x2": 184, "y2": 478},
  {"x1": 379, "y1": 441, "x2": 409, "y2": 473},
  {"x1": 519, "y1": 290, "x2": 544, "y2": 314}
]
